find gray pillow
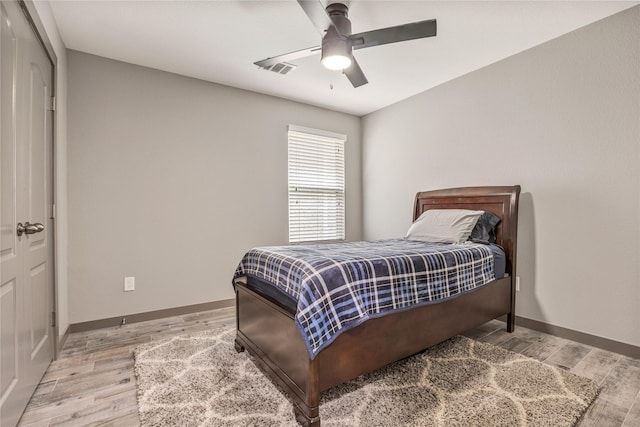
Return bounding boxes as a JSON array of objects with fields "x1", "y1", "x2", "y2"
[
  {"x1": 469, "y1": 211, "x2": 501, "y2": 243},
  {"x1": 406, "y1": 209, "x2": 484, "y2": 244}
]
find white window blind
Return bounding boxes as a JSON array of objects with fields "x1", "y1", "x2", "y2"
[{"x1": 288, "y1": 125, "x2": 346, "y2": 243}]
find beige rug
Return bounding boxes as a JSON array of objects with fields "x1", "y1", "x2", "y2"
[{"x1": 134, "y1": 325, "x2": 598, "y2": 426}]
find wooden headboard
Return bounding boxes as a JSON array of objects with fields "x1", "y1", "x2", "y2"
[{"x1": 413, "y1": 185, "x2": 521, "y2": 277}]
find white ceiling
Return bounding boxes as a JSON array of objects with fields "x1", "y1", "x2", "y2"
[{"x1": 49, "y1": 0, "x2": 638, "y2": 116}]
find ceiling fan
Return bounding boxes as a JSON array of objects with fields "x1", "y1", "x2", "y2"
[{"x1": 254, "y1": 0, "x2": 437, "y2": 88}]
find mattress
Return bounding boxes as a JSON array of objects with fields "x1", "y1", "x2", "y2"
[{"x1": 244, "y1": 242, "x2": 506, "y2": 313}]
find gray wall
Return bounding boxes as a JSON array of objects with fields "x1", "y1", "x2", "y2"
[
  {"x1": 67, "y1": 51, "x2": 362, "y2": 323},
  {"x1": 362, "y1": 7, "x2": 640, "y2": 346}
]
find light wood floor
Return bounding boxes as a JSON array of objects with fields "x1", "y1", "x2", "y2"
[{"x1": 17, "y1": 306, "x2": 640, "y2": 426}]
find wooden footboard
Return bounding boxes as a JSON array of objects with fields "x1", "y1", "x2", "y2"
[
  {"x1": 235, "y1": 284, "x2": 318, "y2": 423},
  {"x1": 235, "y1": 275, "x2": 513, "y2": 426}
]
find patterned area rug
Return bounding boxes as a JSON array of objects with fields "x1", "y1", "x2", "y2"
[{"x1": 134, "y1": 325, "x2": 598, "y2": 426}]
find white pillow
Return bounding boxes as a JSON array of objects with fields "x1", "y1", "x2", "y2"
[{"x1": 406, "y1": 209, "x2": 484, "y2": 244}]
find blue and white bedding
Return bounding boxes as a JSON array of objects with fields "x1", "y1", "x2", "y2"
[{"x1": 233, "y1": 239, "x2": 498, "y2": 359}]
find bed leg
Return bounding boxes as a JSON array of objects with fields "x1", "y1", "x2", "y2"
[
  {"x1": 294, "y1": 404, "x2": 320, "y2": 427},
  {"x1": 506, "y1": 312, "x2": 515, "y2": 333},
  {"x1": 234, "y1": 338, "x2": 245, "y2": 353}
]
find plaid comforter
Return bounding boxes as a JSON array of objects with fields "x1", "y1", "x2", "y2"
[{"x1": 233, "y1": 239, "x2": 495, "y2": 359}]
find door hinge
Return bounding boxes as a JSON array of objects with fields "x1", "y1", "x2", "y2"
[
  {"x1": 48, "y1": 96, "x2": 56, "y2": 112},
  {"x1": 49, "y1": 203, "x2": 56, "y2": 219},
  {"x1": 52, "y1": 311, "x2": 56, "y2": 328}
]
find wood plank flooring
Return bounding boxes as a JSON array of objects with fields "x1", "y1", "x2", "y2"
[{"x1": 17, "y1": 307, "x2": 639, "y2": 426}]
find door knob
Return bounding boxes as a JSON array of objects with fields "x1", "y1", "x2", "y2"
[{"x1": 16, "y1": 222, "x2": 45, "y2": 237}]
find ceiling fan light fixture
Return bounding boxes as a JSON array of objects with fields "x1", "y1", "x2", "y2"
[
  {"x1": 254, "y1": 0, "x2": 437, "y2": 87},
  {"x1": 322, "y1": 54, "x2": 352, "y2": 71},
  {"x1": 321, "y1": 34, "x2": 352, "y2": 71}
]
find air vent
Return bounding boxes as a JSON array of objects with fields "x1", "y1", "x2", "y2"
[{"x1": 261, "y1": 62, "x2": 297, "y2": 75}]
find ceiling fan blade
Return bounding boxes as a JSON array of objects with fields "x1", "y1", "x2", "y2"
[
  {"x1": 350, "y1": 19, "x2": 437, "y2": 50},
  {"x1": 344, "y1": 57, "x2": 368, "y2": 88},
  {"x1": 297, "y1": 0, "x2": 337, "y2": 35},
  {"x1": 254, "y1": 45, "x2": 321, "y2": 69}
]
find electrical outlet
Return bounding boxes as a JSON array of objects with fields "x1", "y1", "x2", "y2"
[
  {"x1": 515, "y1": 276, "x2": 521, "y2": 292},
  {"x1": 124, "y1": 276, "x2": 135, "y2": 292}
]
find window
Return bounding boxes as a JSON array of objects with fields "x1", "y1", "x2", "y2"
[{"x1": 288, "y1": 125, "x2": 346, "y2": 243}]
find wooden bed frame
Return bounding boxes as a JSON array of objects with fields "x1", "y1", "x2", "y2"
[{"x1": 234, "y1": 185, "x2": 521, "y2": 426}]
